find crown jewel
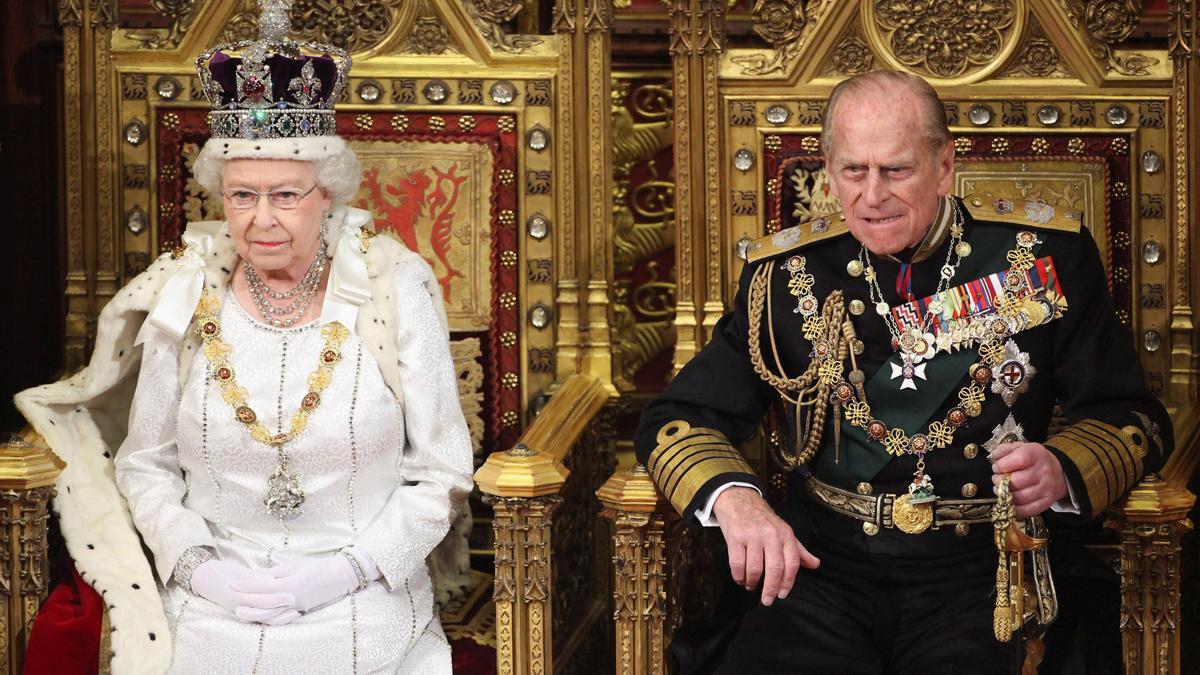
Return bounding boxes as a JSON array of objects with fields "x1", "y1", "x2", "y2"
[{"x1": 195, "y1": 0, "x2": 352, "y2": 141}]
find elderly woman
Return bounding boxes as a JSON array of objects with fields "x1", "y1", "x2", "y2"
[{"x1": 17, "y1": 4, "x2": 472, "y2": 673}]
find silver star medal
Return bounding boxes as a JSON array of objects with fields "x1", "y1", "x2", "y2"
[
  {"x1": 891, "y1": 354, "x2": 927, "y2": 391},
  {"x1": 984, "y1": 414, "x2": 1026, "y2": 459},
  {"x1": 990, "y1": 339, "x2": 1037, "y2": 406}
]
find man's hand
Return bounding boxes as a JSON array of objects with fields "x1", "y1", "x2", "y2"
[
  {"x1": 711, "y1": 486, "x2": 820, "y2": 606},
  {"x1": 990, "y1": 442, "x2": 1069, "y2": 518}
]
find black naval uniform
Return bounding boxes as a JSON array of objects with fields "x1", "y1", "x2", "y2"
[{"x1": 634, "y1": 195, "x2": 1172, "y2": 674}]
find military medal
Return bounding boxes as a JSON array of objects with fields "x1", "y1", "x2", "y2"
[
  {"x1": 991, "y1": 339, "x2": 1036, "y2": 407},
  {"x1": 890, "y1": 354, "x2": 927, "y2": 390},
  {"x1": 854, "y1": 199, "x2": 971, "y2": 392}
]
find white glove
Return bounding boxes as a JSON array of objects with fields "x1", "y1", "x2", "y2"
[
  {"x1": 190, "y1": 559, "x2": 300, "y2": 626},
  {"x1": 231, "y1": 547, "x2": 381, "y2": 618}
]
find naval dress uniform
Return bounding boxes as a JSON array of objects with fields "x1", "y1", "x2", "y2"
[{"x1": 634, "y1": 194, "x2": 1171, "y2": 674}]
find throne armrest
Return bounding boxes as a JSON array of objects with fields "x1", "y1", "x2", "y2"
[
  {"x1": 474, "y1": 374, "x2": 611, "y2": 675},
  {"x1": 0, "y1": 432, "x2": 66, "y2": 674}
]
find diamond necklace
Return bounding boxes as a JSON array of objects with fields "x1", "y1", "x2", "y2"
[{"x1": 243, "y1": 237, "x2": 328, "y2": 328}]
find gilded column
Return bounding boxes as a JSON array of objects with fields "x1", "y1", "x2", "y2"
[
  {"x1": 553, "y1": 0, "x2": 583, "y2": 379},
  {"x1": 669, "y1": 0, "x2": 700, "y2": 373},
  {"x1": 0, "y1": 438, "x2": 65, "y2": 674},
  {"x1": 1105, "y1": 477, "x2": 1195, "y2": 675},
  {"x1": 582, "y1": 0, "x2": 617, "y2": 392},
  {"x1": 477, "y1": 446, "x2": 568, "y2": 675},
  {"x1": 597, "y1": 465, "x2": 669, "y2": 675},
  {"x1": 92, "y1": 0, "x2": 120, "y2": 305},
  {"x1": 697, "y1": 0, "x2": 726, "y2": 344},
  {"x1": 1167, "y1": 0, "x2": 1197, "y2": 402},
  {"x1": 59, "y1": 0, "x2": 89, "y2": 370}
]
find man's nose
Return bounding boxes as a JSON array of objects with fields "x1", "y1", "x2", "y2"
[{"x1": 864, "y1": 171, "x2": 890, "y2": 207}]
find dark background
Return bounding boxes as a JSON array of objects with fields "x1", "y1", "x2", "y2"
[{"x1": 1, "y1": 0, "x2": 64, "y2": 437}]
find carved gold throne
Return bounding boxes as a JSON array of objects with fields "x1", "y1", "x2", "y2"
[
  {"x1": 7, "y1": 1, "x2": 626, "y2": 674},
  {"x1": 596, "y1": 2, "x2": 1200, "y2": 674}
]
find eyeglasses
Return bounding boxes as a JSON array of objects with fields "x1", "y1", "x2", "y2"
[{"x1": 221, "y1": 184, "x2": 319, "y2": 211}]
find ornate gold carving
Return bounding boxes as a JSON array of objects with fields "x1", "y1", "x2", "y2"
[
  {"x1": 1105, "y1": 476, "x2": 1195, "y2": 675},
  {"x1": 612, "y1": 78, "x2": 676, "y2": 390},
  {"x1": 57, "y1": 0, "x2": 82, "y2": 26},
  {"x1": 832, "y1": 33, "x2": 874, "y2": 76},
  {"x1": 998, "y1": 19, "x2": 1073, "y2": 78},
  {"x1": 1168, "y1": 0, "x2": 1199, "y2": 59},
  {"x1": 613, "y1": 83, "x2": 675, "y2": 274},
  {"x1": 0, "y1": 438, "x2": 63, "y2": 672},
  {"x1": 404, "y1": 2, "x2": 455, "y2": 55},
  {"x1": 292, "y1": 0, "x2": 403, "y2": 52},
  {"x1": 869, "y1": 0, "x2": 1016, "y2": 79},
  {"x1": 95, "y1": 17, "x2": 116, "y2": 281},
  {"x1": 464, "y1": 0, "x2": 543, "y2": 52},
  {"x1": 1058, "y1": 0, "x2": 1160, "y2": 75},
  {"x1": 125, "y1": 0, "x2": 198, "y2": 49},
  {"x1": 731, "y1": 0, "x2": 824, "y2": 75},
  {"x1": 450, "y1": 338, "x2": 486, "y2": 458},
  {"x1": 91, "y1": 0, "x2": 116, "y2": 28},
  {"x1": 749, "y1": 0, "x2": 806, "y2": 49},
  {"x1": 1168, "y1": 3, "x2": 1195, "y2": 400},
  {"x1": 598, "y1": 466, "x2": 668, "y2": 675},
  {"x1": 222, "y1": 0, "x2": 403, "y2": 51}
]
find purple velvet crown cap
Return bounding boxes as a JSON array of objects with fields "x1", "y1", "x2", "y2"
[{"x1": 208, "y1": 51, "x2": 338, "y2": 108}]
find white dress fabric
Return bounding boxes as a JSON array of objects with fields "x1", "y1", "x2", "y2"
[{"x1": 115, "y1": 259, "x2": 473, "y2": 674}]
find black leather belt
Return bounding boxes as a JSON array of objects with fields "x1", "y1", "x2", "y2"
[{"x1": 804, "y1": 476, "x2": 996, "y2": 535}]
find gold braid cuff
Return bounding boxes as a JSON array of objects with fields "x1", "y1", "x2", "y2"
[
  {"x1": 1046, "y1": 419, "x2": 1148, "y2": 515},
  {"x1": 647, "y1": 421, "x2": 755, "y2": 516}
]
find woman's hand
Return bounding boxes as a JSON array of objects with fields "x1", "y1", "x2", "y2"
[
  {"x1": 190, "y1": 560, "x2": 299, "y2": 625},
  {"x1": 231, "y1": 548, "x2": 380, "y2": 620}
]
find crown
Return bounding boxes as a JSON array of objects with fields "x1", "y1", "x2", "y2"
[{"x1": 194, "y1": 0, "x2": 352, "y2": 141}]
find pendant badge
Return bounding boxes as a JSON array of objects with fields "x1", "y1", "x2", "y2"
[
  {"x1": 265, "y1": 465, "x2": 305, "y2": 520},
  {"x1": 984, "y1": 414, "x2": 1027, "y2": 458},
  {"x1": 890, "y1": 354, "x2": 927, "y2": 391},
  {"x1": 990, "y1": 339, "x2": 1037, "y2": 407}
]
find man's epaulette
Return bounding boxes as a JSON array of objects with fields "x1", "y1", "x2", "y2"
[
  {"x1": 963, "y1": 194, "x2": 1083, "y2": 234},
  {"x1": 746, "y1": 213, "x2": 849, "y2": 263}
]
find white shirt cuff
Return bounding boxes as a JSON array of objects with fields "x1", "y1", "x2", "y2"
[
  {"x1": 1049, "y1": 479, "x2": 1081, "y2": 515},
  {"x1": 695, "y1": 481, "x2": 761, "y2": 527}
]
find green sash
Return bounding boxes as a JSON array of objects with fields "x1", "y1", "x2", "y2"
[{"x1": 813, "y1": 223, "x2": 1040, "y2": 486}]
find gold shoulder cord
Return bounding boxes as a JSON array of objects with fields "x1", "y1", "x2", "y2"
[{"x1": 747, "y1": 262, "x2": 862, "y2": 469}]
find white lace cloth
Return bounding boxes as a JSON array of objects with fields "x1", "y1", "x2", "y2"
[{"x1": 115, "y1": 262, "x2": 474, "y2": 674}]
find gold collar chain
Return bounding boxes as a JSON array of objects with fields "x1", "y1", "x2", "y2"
[{"x1": 194, "y1": 290, "x2": 350, "y2": 519}]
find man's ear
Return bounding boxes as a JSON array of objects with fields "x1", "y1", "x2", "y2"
[{"x1": 934, "y1": 140, "x2": 955, "y2": 197}]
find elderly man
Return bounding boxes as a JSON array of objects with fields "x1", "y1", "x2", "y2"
[{"x1": 634, "y1": 70, "x2": 1171, "y2": 673}]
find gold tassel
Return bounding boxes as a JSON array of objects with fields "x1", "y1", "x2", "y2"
[{"x1": 994, "y1": 550, "x2": 1012, "y2": 642}]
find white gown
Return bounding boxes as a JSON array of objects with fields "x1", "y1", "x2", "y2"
[{"x1": 114, "y1": 261, "x2": 474, "y2": 674}]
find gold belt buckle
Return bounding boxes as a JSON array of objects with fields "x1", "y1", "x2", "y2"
[{"x1": 892, "y1": 493, "x2": 934, "y2": 534}]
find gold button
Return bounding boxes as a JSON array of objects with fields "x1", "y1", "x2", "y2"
[
  {"x1": 961, "y1": 483, "x2": 978, "y2": 498},
  {"x1": 863, "y1": 522, "x2": 880, "y2": 536},
  {"x1": 849, "y1": 299, "x2": 865, "y2": 316},
  {"x1": 856, "y1": 482, "x2": 873, "y2": 495},
  {"x1": 971, "y1": 197, "x2": 983, "y2": 207},
  {"x1": 955, "y1": 523, "x2": 970, "y2": 537},
  {"x1": 963, "y1": 443, "x2": 979, "y2": 459}
]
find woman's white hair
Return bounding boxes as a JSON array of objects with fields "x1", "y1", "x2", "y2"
[{"x1": 192, "y1": 139, "x2": 362, "y2": 205}]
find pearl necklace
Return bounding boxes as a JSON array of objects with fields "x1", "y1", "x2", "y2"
[{"x1": 243, "y1": 237, "x2": 328, "y2": 328}]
